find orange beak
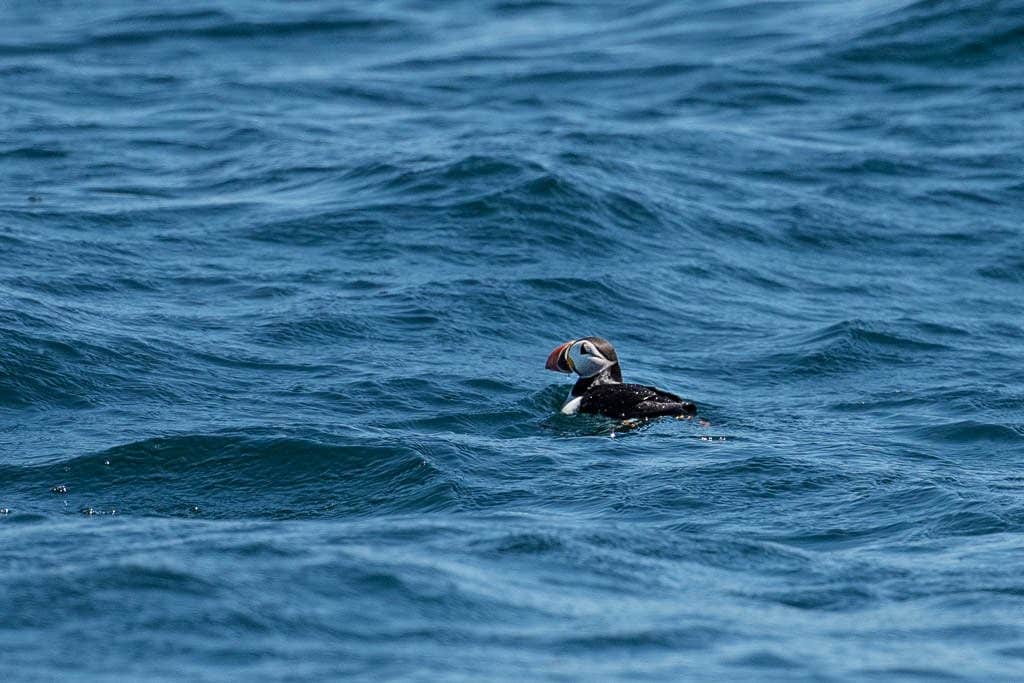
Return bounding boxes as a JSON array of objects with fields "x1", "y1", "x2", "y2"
[{"x1": 545, "y1": 341, "x2": 575, "y2": 373}]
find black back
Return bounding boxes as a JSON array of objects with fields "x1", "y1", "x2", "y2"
[{"x1": 578, "y1": 383, "x2": 697, "y2": 419}]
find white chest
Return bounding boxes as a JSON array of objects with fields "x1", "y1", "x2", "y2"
[{"x1": 561, "y1": 395, "x2": 582, "y2": 415}]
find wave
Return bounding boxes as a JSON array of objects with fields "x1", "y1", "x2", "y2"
[
  {"x1": 978, "y1": 255, "x2": 1024, "y2": 283},
  {"x1": 236, "y1": 153, "x2": 673, "y2": 258},
  {"x1": 907, "y1": 420, "x2": 1024, "y2": 444},
  {"x1": 0, "y1": 9, "x2": 408, "y2": 56},
  {"x1": 2, "y1": 433, "x2": 466, "y2": 520},
  {"x1": 0, "y1": 326, "x2": 129, "y2": 409},
  {"x1": 828, "y1": 0, "x2": 1024, "y2": 68},
  {"x1": 739, "y1": 320, "x2": 952, "y2": 381}
]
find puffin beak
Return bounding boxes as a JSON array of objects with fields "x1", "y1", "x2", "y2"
[{"x1": 545, "y1": 341, "x2": 574, "y2": 373}]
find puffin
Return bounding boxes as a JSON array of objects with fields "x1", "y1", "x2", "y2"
[{"x1": 545, "y1": 337, "x2": 697, "y2": 420}]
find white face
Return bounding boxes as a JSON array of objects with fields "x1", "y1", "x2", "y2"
[{"x1": 567, "y1": 339, "x2": 614, "y2": 378}]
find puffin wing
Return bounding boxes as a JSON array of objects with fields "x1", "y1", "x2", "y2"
[
  {"x1": 631, "y1": 399, "x2": 697, "y2": 419},
  {"x1": 579, "y1": 383, "x2": 696, "y2": 419}
]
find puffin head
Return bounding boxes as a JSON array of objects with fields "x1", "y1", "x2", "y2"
[{"x1": 545, "y1": 336, "x2": 619, "y2": 378}]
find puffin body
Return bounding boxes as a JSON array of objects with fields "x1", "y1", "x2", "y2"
[{"x1": 545, "y1": 337, "x2": 697, "y2": 420}]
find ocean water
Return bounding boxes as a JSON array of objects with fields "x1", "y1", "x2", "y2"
[{"x1": 2, "y1": 0, "x2": 1024, "y2": 679}]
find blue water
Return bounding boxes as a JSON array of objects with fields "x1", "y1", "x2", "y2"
[{"x1": 2, "y1": 1, "x2": 1024, "y2": 679}]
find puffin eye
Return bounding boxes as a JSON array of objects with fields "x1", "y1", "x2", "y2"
[{"x1": 580, "y1": 343, "x2": 591, "y2": 355}]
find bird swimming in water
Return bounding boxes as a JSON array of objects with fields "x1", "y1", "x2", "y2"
[{"x1": 545, "y1": 336, "x2": 697, "y2": 420}]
